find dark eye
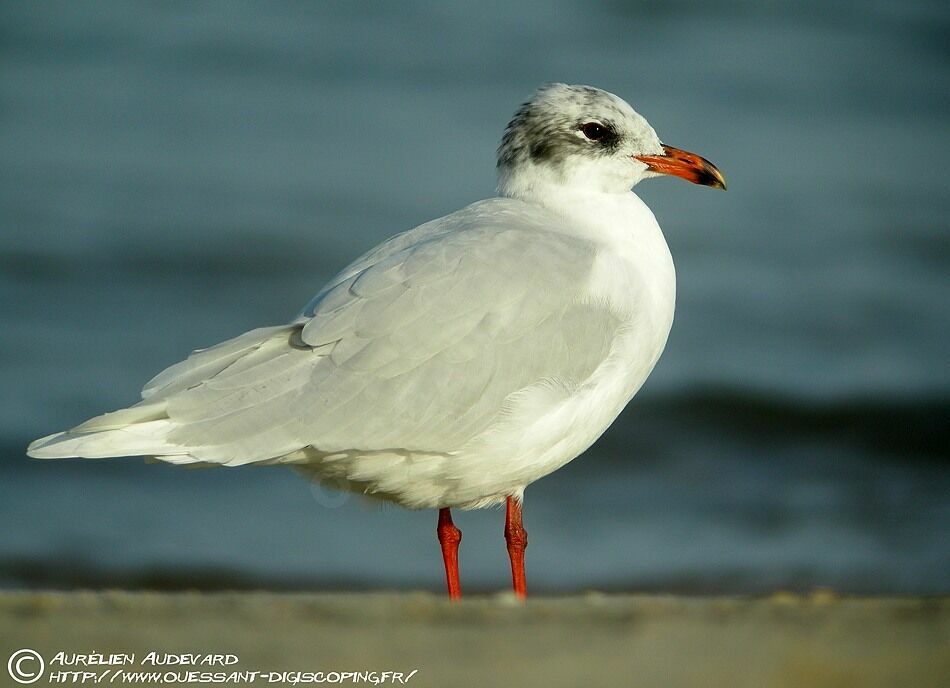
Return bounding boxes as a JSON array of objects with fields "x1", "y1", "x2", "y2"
[{"x1": 581, "y1": 122, "x2": 608, "y2": 141}]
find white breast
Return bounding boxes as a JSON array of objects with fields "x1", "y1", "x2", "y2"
[
  {"x1": 445, "y1": 191, "x2": 677, "y2": 507},
  {"x1": 528, "y1": 191, "x2": 676, "y2": 464}
]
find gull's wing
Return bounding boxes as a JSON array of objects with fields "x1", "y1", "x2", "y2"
[{"x1": 29, "y1": 200, "x2": 623, "y2": 466}]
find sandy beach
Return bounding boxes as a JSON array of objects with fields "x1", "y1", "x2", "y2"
[{"x1": 2, "y1": 591, "x2": 946, "y2": 687}]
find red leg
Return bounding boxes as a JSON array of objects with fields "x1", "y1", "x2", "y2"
[
  {"x1": 505, "y1": 496, "x2": 528, "y2": 599},
  {"x1": 437, "y1": 508, "x2": 462, "y2": 600}
]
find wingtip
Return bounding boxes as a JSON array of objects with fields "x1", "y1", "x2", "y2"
[{"x1": 26, "y1": 432, "x2": 69, "y2": 459}]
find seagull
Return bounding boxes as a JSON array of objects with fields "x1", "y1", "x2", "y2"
[{"x1": 28, "y1": 84, "x2": 725, "y2": 600}]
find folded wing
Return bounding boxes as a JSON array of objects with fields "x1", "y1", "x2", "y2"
[{"x1": 28, "y1": 200, "x2": 621, "y2": 466}]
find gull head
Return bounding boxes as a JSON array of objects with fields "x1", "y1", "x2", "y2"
[{"x1": 497, "y1": 83, "x2": 725, "y2": 198}]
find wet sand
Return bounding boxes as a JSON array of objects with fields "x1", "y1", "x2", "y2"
[{"x1": 2, "y1": 591, "x2": 947, "y2": 687}]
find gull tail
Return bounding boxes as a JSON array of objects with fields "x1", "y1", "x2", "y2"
[
  {"x1": 26, "y1": 324, "x2": 291, "y2": 462},
  {"x1": 26, "y1": 402, "x2": 181, "y2": 459}
]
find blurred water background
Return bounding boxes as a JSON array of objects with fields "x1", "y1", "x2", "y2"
[{"x1": 1, "y1": 1, "x2": 948, "y2": 594}]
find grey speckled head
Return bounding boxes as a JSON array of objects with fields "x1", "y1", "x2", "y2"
[
  {"x1": 496, "y1": 84, "x2": 666, "y2": 196},
  {"x1": 496, "y1": 84, "x2": 727, "y2": 197}
]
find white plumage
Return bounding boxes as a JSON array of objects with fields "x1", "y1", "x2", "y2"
[{"x1": 28, "y1": 83, "x2": 724, "y2": 512}]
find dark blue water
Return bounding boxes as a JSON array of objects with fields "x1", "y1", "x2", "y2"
[{"x1": 2, "y1": 1, "x2": 948, "y2": 593}]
